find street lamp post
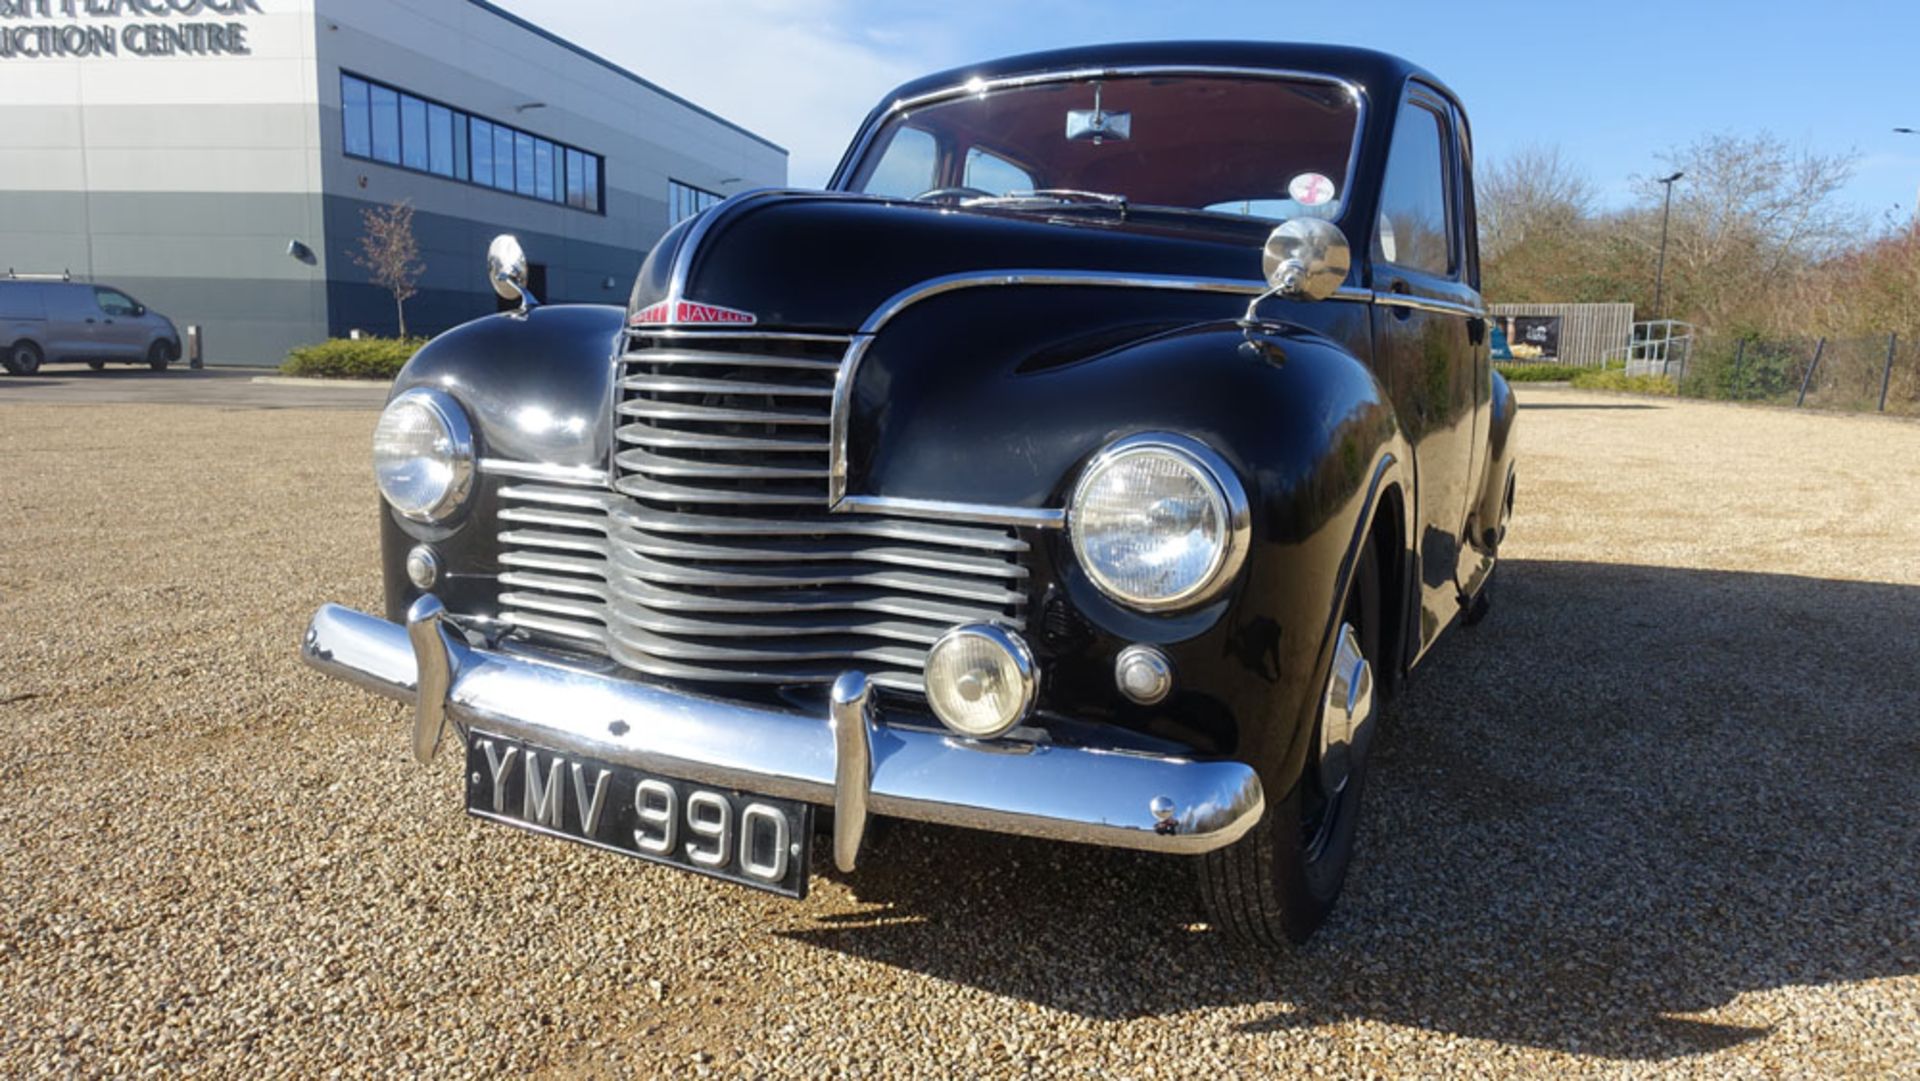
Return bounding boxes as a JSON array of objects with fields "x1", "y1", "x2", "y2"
[{"x1": 1653, "y1": 171, "x2": 1684, "y2": 323}]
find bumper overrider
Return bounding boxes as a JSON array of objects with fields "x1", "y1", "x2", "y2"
[{"x1": 301, "y1": 596, "x2": 1265, "y2": 872}]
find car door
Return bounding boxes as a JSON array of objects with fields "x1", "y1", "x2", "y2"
[
  {"x1": 41, "y1": 285, "x2": 98, "y2": 360},
  {"x1": 1367, "y1": 86, "x2": 1483, "y2": 659},
  {"x1": 91, "y1": 287, "x2": 150, "y2": 359}
]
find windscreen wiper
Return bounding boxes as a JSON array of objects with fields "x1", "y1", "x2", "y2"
[{"x1": 963, "y1": 189, "x2": 1130, "y2": 214}]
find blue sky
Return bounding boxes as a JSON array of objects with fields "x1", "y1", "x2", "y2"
[{"x1": 497, "y1": 0, "x2": 1920, "y2": 224}]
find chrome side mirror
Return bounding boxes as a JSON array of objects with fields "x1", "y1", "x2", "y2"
[
  {"x1": 487, "y1": 234, "x2": 538, "y2": 314},
  {"x1": 1243, "y1": 219, "x2": 1351, "y2": 325}
]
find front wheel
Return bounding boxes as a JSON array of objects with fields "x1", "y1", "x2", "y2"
[
  {"x1": 5, "y1": 340, "x2": 42, "y2": 376},
  {"x1": 148, "y1": 341, "x2": 175, "y2": 372},
  {"x1": 1199, "y1": 541, "x2": 1381, "y2": 947}
]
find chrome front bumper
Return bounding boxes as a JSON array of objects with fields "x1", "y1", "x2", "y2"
[{"x1": 300, "y1": 597, "x2": 1264, "y2": 870}]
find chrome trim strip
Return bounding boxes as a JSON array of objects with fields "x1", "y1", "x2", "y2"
[
  {"x1": 1374, "y1": 292, "x2": 1488, "y2": 319},
  {"x1": 479, "y1": 459, "x2": 612, "y2": 487},
  {"x1": 635, "y1": 328, "x2": 854, "y2": 344},
  {"x1": 856, "y1": 269, "x2": 1268, "y2": 336},
  {"x1": 302, "y1": 602, "x2": 1265, "y2": 855},
  {"x1": 829, "y1": 269, "x2": 1310, "y2": 521},
  {"x1": 826, "y1": 335, "x2": 873, "y2": 505},
  {"x1": 836, "y1": 494, "x2": 1066, "y2": 529},
  {"x1": 662, "y1": 187, "x2": 814, "y2": 321},
  {"x1": 842, "y1": 65, "x2": 1368, "y2": 209}
]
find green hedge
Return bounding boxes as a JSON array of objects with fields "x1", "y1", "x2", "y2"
[
  {"x1": 1569, "y1": 368, "x2": 1678, "y2": 395},
  {"x1": 281, "y1": 337, "x2": 425, "y2": 380},
  {"x1": 1494, "y1": 362, "x2": 1580, "y2": 383}
]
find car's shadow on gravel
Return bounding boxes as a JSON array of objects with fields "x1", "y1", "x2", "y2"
[{"x1": 782, "y1": 559, "x2": 1920, "y2": 1061}]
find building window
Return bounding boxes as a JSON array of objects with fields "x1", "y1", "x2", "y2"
[
  {"x1": 427, "y1": 103, "x2": 455, "y2": 178},
  {"x1": 338, "y1": 72, "x2": 605, "y2": 214},
  {"x1": 669, "y1": 179, "x2": 720, "y2": 224},
  {"x1": 342, "y1": 75, "x2": 370, "y2": 157},
  {"x1": 368, "y1": 83, "x2": 399, "y2": 164}
]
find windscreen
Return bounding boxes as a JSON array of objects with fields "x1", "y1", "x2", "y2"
[{"x1": 847, "y1": 75, "x2": 1360, "y2": 222}]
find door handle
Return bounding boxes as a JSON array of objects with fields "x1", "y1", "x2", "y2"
[{"x1": 1385, "y1": 280, "x2": 1414, "y2": 321}]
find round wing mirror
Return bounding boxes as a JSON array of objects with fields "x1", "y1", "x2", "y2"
[
  {"x1": 1260, "y1": 218, "x2": 1351, "y2": 302},
  {"x1": 487, "y1": 234, "x2": 530, "y2": 302}
]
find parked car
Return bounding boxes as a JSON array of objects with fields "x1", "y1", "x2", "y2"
[
  {"x1": 1, "y1": 274, "x2": 182, "y2": 374},
  {"x1": 301, "y1": 42, "x2": 1517, "y2": 947}
]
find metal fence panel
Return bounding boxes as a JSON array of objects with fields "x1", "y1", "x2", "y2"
[
  {"x1": 1489, "y1": 302, "x2": 1636, "y2": 368},
  {"x1": 1677, "y1": 333, "x2": 1919, "y2": 416}
]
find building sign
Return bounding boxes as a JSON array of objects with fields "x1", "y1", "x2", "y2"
[
  {"x1": 1510, "y1": 315, "x2": 1562, "y2": 360},
  {"x1": 0, "y1": 0, "x2": 261, "y2": 59}
]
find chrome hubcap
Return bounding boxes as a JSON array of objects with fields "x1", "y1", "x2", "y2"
[{"x1": 1318, "y1": 621, "x2": 1373, "y2": 796}]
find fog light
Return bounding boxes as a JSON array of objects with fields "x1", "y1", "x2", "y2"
[
  {"x1": 405, "y1": 544, "x2": 441, "y2": 589},
  {"x1": 1115, "y1": 644, "x2": 1173, "y2": 705},
  {"x1": 924, "y1": 624, "x2": 1037, "y2": 739}
]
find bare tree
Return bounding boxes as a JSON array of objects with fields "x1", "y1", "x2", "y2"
[
  {"x1": 1633, "y1": 134, "x2": 1860, "y2": 333},
  {"x1": 1478, "y1": 144, "x2": 1597, "y2": 265},
  {"x1": 1476, "y1": 145, "x2": 1614, "y2": 304},
  {"x1": 353, "y1": 200, "x2": 424, "y2": 339}
]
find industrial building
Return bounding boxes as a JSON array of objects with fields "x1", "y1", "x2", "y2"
[{"x1": 0, "y1": 0, "x2": 786, "y2": 364}]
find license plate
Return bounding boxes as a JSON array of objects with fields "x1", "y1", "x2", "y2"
[{"x1": 464, "y1": 731, "x2": 813, "y2": 898}]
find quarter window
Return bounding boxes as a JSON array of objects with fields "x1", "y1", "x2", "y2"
[
  {"x1": 862, "y1": 126, "x2": 937, "y2": 198},
  {"x1": 1373, "y1": 101, "x2": 1455, "y2": 276},
  {"x1": 337, "y1": 72, "x2": 605, "y2": 213},
  {"x1": 963, "y1": 147, "x2": 1034, "y2": 196}
]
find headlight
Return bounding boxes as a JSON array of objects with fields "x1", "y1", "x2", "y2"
[
  {"x1": 924, "y1": 623, "x2": 1038, "y2": 739},
  {"x1": 1068, "y1": 433, "x2": 1249, "y2": 611},
  {"x1": 373, "y1": 388, "x2": 475, "y2": 523}
]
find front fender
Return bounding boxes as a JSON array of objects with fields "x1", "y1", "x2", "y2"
[
  {"x1": 378, "y1": 304, "x2": 625, "y2": 622},
  {"x1": 849, "y1": 286, "x2": 1411, "y2": 796}
]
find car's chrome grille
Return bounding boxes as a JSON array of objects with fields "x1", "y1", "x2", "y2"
[{"x1": 494, "y1": 331, "x2": 1029, "y2": 695}]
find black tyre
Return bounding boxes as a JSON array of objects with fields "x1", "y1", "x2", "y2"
[
  {"x1": 4, "y1": 340, "x2": 42, "y2": 376},
  {"x1": 1462, "y1": 565, "x2": 1493, "y2": 627},
  {"x1": 87, "y1": 360, "x2": 107, "y2": 371},
  {"x1": 1199, "y1": 540, "x2": 1381, "y2": 947},
  {"x1": 1463, "y1": 472, "x2": 1513, "y2": 629},
  {"x1": 148, "y1": 341, "x2": 175, "y2": 372}
]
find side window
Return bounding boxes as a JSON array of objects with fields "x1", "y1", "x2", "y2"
[
  {"x1": 861, "y1": 126, "x2": 938, "y2": 198},
  {"x1": 95, "y1": 288, "x2": 138, "y2": 316},
  {"x1": 1373, "y1": 101, "x2": 1455, "y2": 277},
  {"x1": 963, "y1": 146, "x2": 1033, "y2": 195}
]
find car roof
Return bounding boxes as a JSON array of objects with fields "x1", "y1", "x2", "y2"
[{"x1": 878, "y1": 41, "x2": 1456, "y2": 112}]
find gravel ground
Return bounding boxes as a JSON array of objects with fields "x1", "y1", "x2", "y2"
[{"x1": 1, "y1": 387, "x2": 1915, "y2": 1077}]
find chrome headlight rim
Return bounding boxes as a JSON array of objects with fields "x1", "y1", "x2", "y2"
[
  {"x1": 375, "y1": 387, "x2": 476, "y2": 524},
  {"x1": 1067, "y1": 431, "x2": 1252, "y2": 613},
  {"x1": 924, "y1": 622, "x2": 1039, "y2": 740}
]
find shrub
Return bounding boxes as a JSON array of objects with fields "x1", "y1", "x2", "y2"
[
  {"x1": 1570, "y1": 368, "x2": 1678, "y2": 395},
  {"x1": 281, "y1": 337, "x2": 425, "y2": 380},
  {"x1": 1495, "y1": 362, "x2": 1580, "y2": 382}
]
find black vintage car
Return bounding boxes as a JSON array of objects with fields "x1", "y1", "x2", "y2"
[{"x1": 303, "y1": 42, "x2": 1517, "y2": 947}]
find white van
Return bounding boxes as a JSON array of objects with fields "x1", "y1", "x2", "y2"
[{"x1": 1, "y1": 275, "x2": 183, "y2": 375}]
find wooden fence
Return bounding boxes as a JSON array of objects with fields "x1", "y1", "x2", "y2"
[{"x1": 1489, "y1": 302, "x2": 1635, "y2": 368}]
